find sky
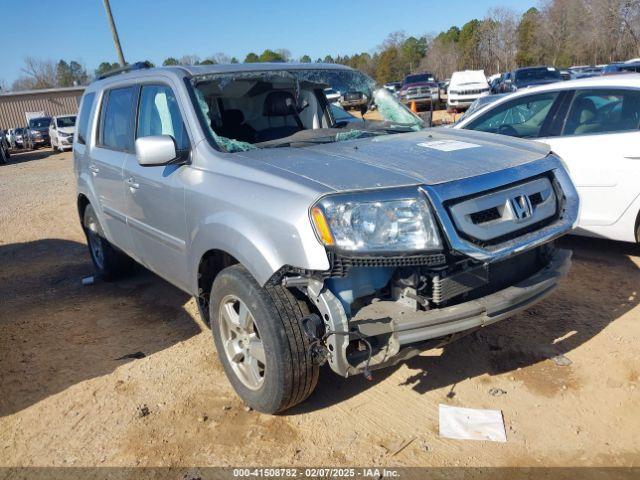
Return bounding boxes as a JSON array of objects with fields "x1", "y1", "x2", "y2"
[{"x1": 0, "y1": 0, "x2": 535, "y2": 85}]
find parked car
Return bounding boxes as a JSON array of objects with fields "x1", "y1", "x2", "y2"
[
  {"x1": 13, "y1": 127, "x2": 26, "y2": 149},
  {"x1": 501, "y1": 66, "x2": 563, "y2": 92},
  {"x1": 438, "y1": 80, "x2": 449, "y2": 102},
  {"x1": 568, "y1": 65, "x2": 603, "y2": 79},
  {"x1": 323, "y1": 88, "x2": 341, "y2": 104},
  {"x1": 339, "y1": 90, "x2": 368, "y2": 111},
  {"x1": 24, "y1": 116, "x2": 52, "y2": 149},
  {"x1": 383, "y1": 82, "x2": 402, "y2": 95},
  {"x1": 49, "y1": 114, "x2": 77, "y2": 151},
  {"x1": 75, "y1": 62, "x2": 578, "y2": 413},
  {"x1": 6, "y1": 128, "x2": 16, "y2": 149},
  {"x1": 447, "y1": 70, "x2": 490, "y2": 111},
  {"x1": 398, "y1": 72, "x2": 439, "y2": 109},
  {"x1": 455, "y1": 74, "x2": 640, "y2": 243},
  {"x1": 602, "y1": 62, "x2": 640, "y2": 75},
  {"x1": 0, "y1": 132, "x2": 9, "y2": 163}
]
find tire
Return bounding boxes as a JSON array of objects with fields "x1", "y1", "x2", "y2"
[
  {"x1": 209, "y1": 264, "x2": 319, "y2": 413},
  {"x1": 83, "y1": 204, "x2": 134, "y2": 280}
]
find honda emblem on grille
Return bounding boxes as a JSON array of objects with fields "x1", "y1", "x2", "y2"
[{"x1": 510, "y1": 194, "x2": 533, "y2": 222}]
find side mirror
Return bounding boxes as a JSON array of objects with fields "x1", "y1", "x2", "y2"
[{"x1": 135, "y1": 135, "x2": 177, "y2": 166}]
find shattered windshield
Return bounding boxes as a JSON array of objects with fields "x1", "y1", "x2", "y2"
[{"x1": 190, "y1": 68, "x2": 424, "y2": 152}]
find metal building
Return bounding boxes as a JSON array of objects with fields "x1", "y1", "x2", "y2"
[{"x1": 0, "y1": 86, "x2": 86, "y2": 129}]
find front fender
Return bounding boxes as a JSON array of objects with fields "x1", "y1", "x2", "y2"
[{"x1": 189, "y1": 209, "x2": 330, "y2": 292}]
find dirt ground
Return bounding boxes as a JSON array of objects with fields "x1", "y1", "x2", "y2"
[{"x1": 1, "y1": 148, "x2": 639, "y2": 468}]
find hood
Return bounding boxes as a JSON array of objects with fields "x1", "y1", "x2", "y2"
[
  {"x1": 238, "y1": 129, "x2": 550, "y2": 192},
  {"x1": 57, "y1": 126, "x2": 75, "y2": 135},
  {"x1": 450, "y1": 70, "x2": 488, "y2": 88}
]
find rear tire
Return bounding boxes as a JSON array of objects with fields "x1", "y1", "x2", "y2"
[
  {"x1": 209, "y1": 264, "x2": 319, "y2": 413},
  {"x1": 83, "y1": 204, "x2": 134, "y2": 280}
]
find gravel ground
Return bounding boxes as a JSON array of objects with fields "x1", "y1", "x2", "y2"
[{"x1": 1, "y1": 148, "x2": 639, "y2": 468}]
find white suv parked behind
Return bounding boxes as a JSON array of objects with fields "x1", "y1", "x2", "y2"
[{"x1": 50, "y1": 115, "x2": 76, "y2": 151}]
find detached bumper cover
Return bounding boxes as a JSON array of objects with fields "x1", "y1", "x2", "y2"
[{"x1": 344, "y1": 248, "x2": 572, "y2": 375}]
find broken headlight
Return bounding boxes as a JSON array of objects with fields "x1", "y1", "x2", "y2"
[{"x1": 311, "y1": 189, "x2": 442, "y2": 253}]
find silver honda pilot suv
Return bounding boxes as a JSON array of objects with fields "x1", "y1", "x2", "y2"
[{"x1": 74, "y1": 62, "x2": 579, "y2": 413}]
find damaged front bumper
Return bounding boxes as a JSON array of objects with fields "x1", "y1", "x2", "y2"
[{"x1": 306, "y1": 248, "x2": 571, "y2": 377}]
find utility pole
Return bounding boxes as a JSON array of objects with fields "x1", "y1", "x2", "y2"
[{"x1": 102, "y1": 0, "x2": 126, "y2": 67}]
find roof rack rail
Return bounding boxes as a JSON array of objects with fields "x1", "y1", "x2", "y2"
[{"x1": 96, "y1": 61, "x2": 153, "y2": 81}]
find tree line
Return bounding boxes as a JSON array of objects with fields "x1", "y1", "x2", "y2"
[{"x1": 3, "y1": 0, "x2": 639, "y2": 92}]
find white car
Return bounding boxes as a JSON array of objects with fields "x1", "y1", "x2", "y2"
[
  {"x1": 455, "y1": 74, "x2": 640, "y2": 243},
  {"x1": 49, "y1": 115, "x2": 77, "y2": 151},
  {"x1": 447, "y1": 70, "x2": 490, "y2": 111}
]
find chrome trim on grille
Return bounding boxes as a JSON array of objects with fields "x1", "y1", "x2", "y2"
[
  {"x1": 420, "y1": 154, "x2": 579, "y2": 262},
  {"x1": 448, "y1": 176, "x2": 557, "y2": 243}
]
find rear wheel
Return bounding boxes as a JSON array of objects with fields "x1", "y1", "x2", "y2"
[
  {"x1": 83, "y1": 204, "x2": 134, "y2": 280},
  {"x1": 209, "y1": 264, "x2": 319, "y2": 413}
]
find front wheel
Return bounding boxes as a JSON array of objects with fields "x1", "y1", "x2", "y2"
[{"x1": 209, "y1": 264, "x2": 319, "y2": 413}]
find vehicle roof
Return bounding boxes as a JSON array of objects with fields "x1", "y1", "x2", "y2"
[
  {"x1": 88, "y1": 62, "x2": 355, "y2": 91},
  {"x1": 513, "y1": 73, "x2": 640, "y2": 92}
]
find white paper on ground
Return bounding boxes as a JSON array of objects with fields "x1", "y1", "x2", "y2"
[{"x1": 439, "y1": 404, "x2": 507, "y2": 442}]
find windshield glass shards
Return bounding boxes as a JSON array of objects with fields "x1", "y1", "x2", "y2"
[{"x1": 191, "y1": 68, "x2": 424, "y2": 152}]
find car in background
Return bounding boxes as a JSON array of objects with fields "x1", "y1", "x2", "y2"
[
  {"x1": 6, "y1": 129, "x2": 17, "y2": 149},
  {"x1": 398, "y1": 72, "x2": 439, "y2": 109},
  {"x1": 602, "y1": 62, "x2": 640, "y2": 75},
  {"x1": 446, "y1": 70, "x2": 490, "y2": 111},
  {"x1": 13, "y1": 127, "x2": 26, "y2": 149},
  {"x1": 339, "y1": 90, "x2": 368, "y2": 111},
  {"x1": 568, "y1": 65, "x2": 603, "y2": 79},
  {"x1": 454, "y1": 74, "x2": 640, "y2": 243},
  {"x1": 323, "y1": 88, "x2": 341, "y2": 104},
  {"x1": 49, "y1": 115, "x2": 77, "y2": 151},
  {"x1": 0, "y1": 132, "x2": 10, "y2": 163},
  {"x1": 24, "y1": 117, "x2": 52, "y2": 149},
  {"x1": 383, "y1": 82, "x2": 402, "y2": 95},
  {"x1": 501, "y1": 66, "x2": 563, "y2": 92},
  {"x1": 438, "y1": 80, "x2": 449, "y2": 102}
]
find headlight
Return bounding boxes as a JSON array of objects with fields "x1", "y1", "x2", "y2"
[{"x1": 311, "y1": 190, "x2": 442, "y2": 253}]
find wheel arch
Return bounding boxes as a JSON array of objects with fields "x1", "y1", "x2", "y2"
[{"x1": 196, "y1": 249, "x2": 239, "y2": 322}]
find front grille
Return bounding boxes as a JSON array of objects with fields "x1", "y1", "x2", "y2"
[
  {"x1": 328, "y1": 252, "x2": 447, "y2": 277},
  {"x1": 447, "y1": 174, "x2": 559, "y2": 246}
]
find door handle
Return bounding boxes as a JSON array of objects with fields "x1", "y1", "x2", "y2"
[
  {"x1": 125, "y1": 177, "x2": 140, "y2": 189},
  {"x1": 88, "y1": 164, "x2": 99, "y2": 175},
  {"x1": 624, "y1": 156, "x2": 640, "y2": 160}
]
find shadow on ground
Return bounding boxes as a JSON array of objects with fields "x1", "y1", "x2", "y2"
[
  {"x1": 290, "y1": 236, "x2": 639, "y2": 413},
  {"x1": 0, "y1": 238, "x2": 201, "y2": 417},
  {"x1": 2, "y1": 148, "x2": 58, "y2": 165}
]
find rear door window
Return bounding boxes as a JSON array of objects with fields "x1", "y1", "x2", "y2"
[
  {"x1": 98, "y1": 86, "x2": 137, "y2": 151},
  {"x1": 561, "y1": 89, "x2": 640, "y2": 136}
]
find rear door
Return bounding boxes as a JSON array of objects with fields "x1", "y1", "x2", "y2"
[
  {"x1": 542, "y1": 88, "x2": 640, "y2": 229},
  {"x1": 122, "y1": 83, "x2": 191, "y2": 290},
  {"x1": 90, "y1": 85, "x2": 138, "y2": 255}
]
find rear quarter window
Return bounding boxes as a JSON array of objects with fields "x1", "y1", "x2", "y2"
[{"x1": 76, "y1": 92, "x2": 96, "y2": 145}]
